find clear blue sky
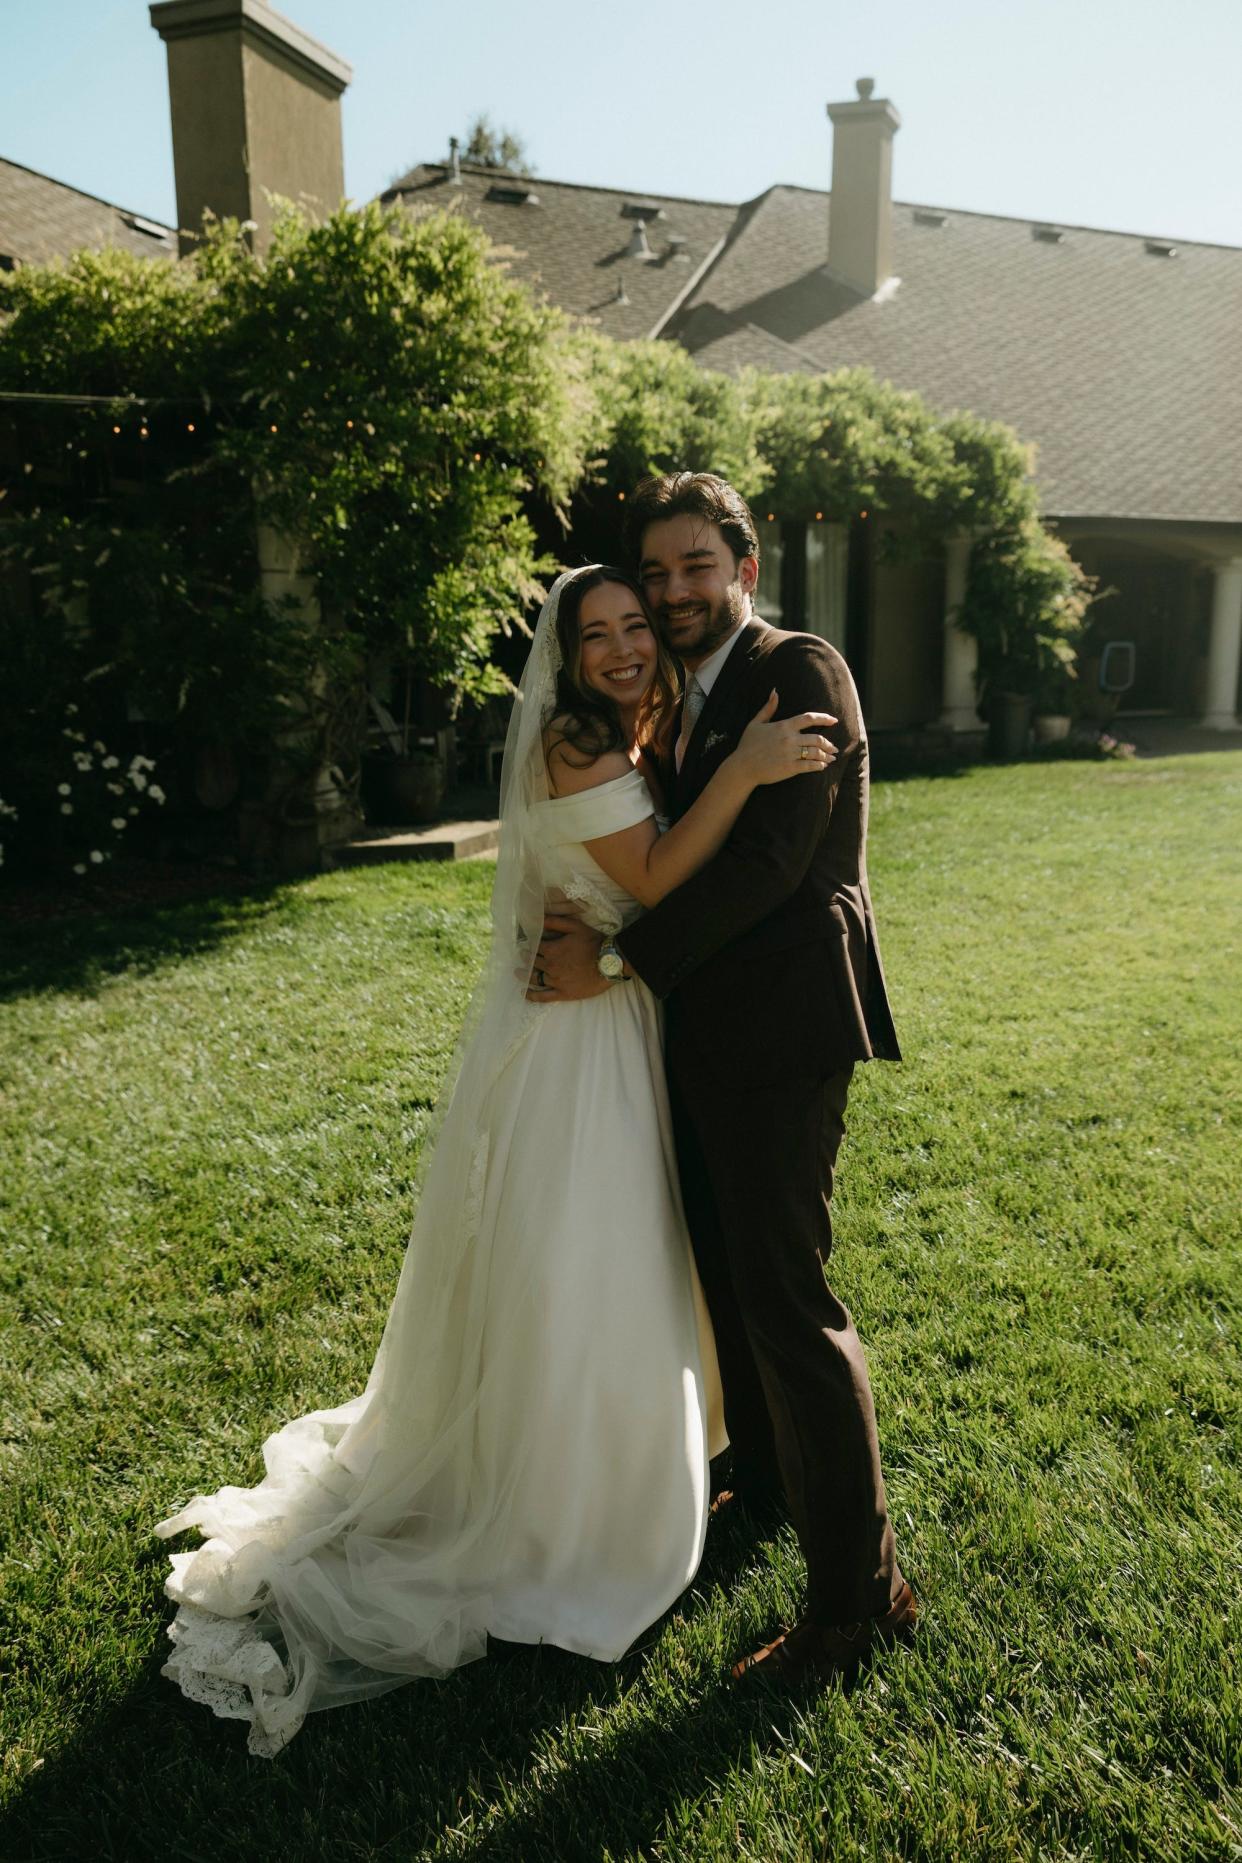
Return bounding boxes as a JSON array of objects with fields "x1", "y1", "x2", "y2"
[{"x1": 6, "y1": 0, "x2": 1241, "y2": 248}]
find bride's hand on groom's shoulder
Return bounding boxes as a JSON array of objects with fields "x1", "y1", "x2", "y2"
[
  {"x1": 733, "y1": 691, "x2": 839, "y2": 788},
  {"x1": 525, "y1": 910, "x2": 610, "y2": 1003}
]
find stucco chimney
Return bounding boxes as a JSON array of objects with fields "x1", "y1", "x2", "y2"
[
  {"x1": 826, "y1": 77, "x2": 901, "y2": 296},
  {"x1": 150, "y1": 0, "x2": 351, "y2": 257}
]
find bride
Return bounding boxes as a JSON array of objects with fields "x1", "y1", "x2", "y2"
[{"x1": 155, "y1": 564, "x2": 836, "y2": 1755}]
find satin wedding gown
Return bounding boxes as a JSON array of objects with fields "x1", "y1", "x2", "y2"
[{"x1": 155, "y1": 766, "x2": 725, "y2": 1757}]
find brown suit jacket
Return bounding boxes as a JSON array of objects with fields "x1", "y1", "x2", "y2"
[{"x1": 618, "y1": 620, "x2": 900, "y2": 1084}]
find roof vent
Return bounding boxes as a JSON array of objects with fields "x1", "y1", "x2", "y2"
[
  {"x1": 485, "y1": 184, "x2": 540, "y2": 206},
  {"x1": 625, "y1": 218, "x2": 657, "y2": 261},
  {"x1": 913, "y1": 209, "x2": 947, "y2": 227},
  {"x1": 448, "y1": 136, "x2": 462, "y2": 186},
  {"x1": 1144, "y1": 238, "x2": 1178, "y2": 258},
  {"x1": 621, "y1": 199, "x2": 665, "y2": 221},
  {"x1": 665, "y1": 232, "x2": 690, "y2": 261},
  {"x1": 1032, "y1": 224, "x2": 1064, "y2": 243},
  {"x1": 122, "y1": 212, "x2": 172, "y2": 241}
]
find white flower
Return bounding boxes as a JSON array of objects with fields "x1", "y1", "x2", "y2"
[
  {"x1": 148, "y1": 784, "x2": 166, "y2": 804},
  {"x1": 130, "y1": 772, "x2": 147, "y2": 791},
  {"x1": 65, "y1": 703, "x2": 78, "y2": 715},
  {"x1": 60, "y1": 802, "x2": 73, "y2": 815},
  {"x1": 73, "y1": 863, "x2": 87, "y2": 875},
  {"x1": 102, "y1": 755, "x2": 119, "y2": 770},
  {"x1": 89, "y1": 849, "x2": 104, "y2": 864},
  {"x1": 73, "y1": 753, "x2": 93, "y2": 771},
  {"x1": 93, "y1": 740, "x2": 106, "y2": 754},
  {"x1": 128, "y1": 805, "x2": 139, "y2": 816},
  {"x1": 57, "y1": 782, "x2": 72, "y2": 795},
  {"x1": 107, "y1": 781, "x2": 124, "y2": 795},
  {"x1": 111, "y1": 817, "x2": 126, "y2": 830}
]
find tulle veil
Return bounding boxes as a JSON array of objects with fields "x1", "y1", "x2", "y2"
[{"x1": 155, "y1": 568, "x2": 604, "y2": 1755}]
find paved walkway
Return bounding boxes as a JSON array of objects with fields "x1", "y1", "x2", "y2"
[{"x1": 1118, "y1": 717, "x2": 1242, "y2": 759}]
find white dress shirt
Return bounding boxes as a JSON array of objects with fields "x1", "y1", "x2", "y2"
[{"x1": 675, "y1": 616, "x2": 765, "y2": 771}]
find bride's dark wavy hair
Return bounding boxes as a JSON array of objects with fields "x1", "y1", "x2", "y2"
[{"x1": 551, "y1": 567, "x2": 681, "y2": 766}]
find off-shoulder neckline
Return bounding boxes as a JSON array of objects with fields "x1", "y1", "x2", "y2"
[{"x1": 536, "y1": 767, "x2": 649, "y2": 808}]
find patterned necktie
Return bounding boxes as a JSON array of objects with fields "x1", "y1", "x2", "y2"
[{"x1": 676, "y1": 675, "x2": 706, "y2": 772}]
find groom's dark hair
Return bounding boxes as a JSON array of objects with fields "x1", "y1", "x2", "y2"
[{"x1": 623, "y1": 471, "x2": 760, "y2": 569}]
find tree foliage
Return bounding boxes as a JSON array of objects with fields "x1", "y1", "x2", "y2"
[
  {"x1": 462, "y1": 115, "x2": 532, "y2": 175},
  {"x1": 0, "y1": 200, "x2": 1091, "y2": 875}
]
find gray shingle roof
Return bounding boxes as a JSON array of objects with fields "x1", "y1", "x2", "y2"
[
  {"x1": 383, "y1": 162, "x2": 738, "y2": 344},
  {"x1": 0, "y1": 158, "x2": 176, "y2": 267},
  {"x1": 673, "y1": 186, "x2": 1242, "y2": 523}
]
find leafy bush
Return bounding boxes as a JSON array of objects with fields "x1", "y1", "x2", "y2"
[{"x1": 0, "y1": 201, "x2": 1092, "y2": 879}]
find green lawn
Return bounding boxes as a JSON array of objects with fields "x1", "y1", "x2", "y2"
[{"x1": 2, "y1": 754, "x2": 1240, "y2": 1862}]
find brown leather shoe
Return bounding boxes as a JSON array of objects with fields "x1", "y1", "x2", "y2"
[{"x1": 730, "y1": 1581, "x2": 918, "y2": 1685}]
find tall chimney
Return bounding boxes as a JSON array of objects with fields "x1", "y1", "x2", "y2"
[
  {"x1": 826, "y1": 77, "x2": 901, "y2": 296},
  {"x1": 150, "y1": 0, "x2": 352, "y2": 257}
]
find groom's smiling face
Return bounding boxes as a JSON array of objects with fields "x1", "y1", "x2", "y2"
[{"x1": 637, "y1": 515, "x2": 758, "y2": 669}]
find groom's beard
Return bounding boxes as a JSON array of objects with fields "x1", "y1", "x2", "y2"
[{"x1": 658, "y1": 581, "x2": 748, "y2": 666}]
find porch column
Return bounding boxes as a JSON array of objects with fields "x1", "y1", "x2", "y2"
[
  {"x1": 939, "y1": 533, "x2": 979, "y2": 730},
  {"x1": 1202, "y1": 557, "x2": 1242, "y2": 729}
]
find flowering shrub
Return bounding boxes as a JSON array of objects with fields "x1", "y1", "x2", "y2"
[{"x1": 53, "y1": 706, "x2": 167, "y2": 873}]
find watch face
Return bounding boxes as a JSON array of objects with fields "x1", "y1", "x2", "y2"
[{"x1": 599, "y1": 947, "x2": 625, "y2": 979}]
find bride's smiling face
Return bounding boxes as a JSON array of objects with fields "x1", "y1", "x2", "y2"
[{"x1": 577, "y1": 581, "x2": 658, "y2": 709}]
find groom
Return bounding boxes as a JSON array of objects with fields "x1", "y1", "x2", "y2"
[{"x1": 531, "y1": 471, "x2": 915, "y2": 1683}]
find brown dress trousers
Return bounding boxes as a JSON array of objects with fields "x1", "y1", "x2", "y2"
[{"x1": 618, "y1": 620, "x2": 903, "y2": 1626}]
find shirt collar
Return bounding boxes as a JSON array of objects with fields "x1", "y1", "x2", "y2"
[{"x1": 689, "y1": 617, "x2": 752, "y2": 700}]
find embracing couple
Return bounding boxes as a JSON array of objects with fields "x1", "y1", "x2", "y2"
[{"x1": 155, "y1": 470, "x2": 915, "y2": 1757}]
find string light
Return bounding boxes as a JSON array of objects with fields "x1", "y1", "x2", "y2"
[
  {"x1": 766, "y1": 512, "x2": 775, "y2": 521},
  {"x1": 112, "y1": 425, "x2": 121, "y2": 435},
  {"x1": 617, "y1": 490, "x2": 626, "y2": 501},
  {"x1": 815, "y1": 511, "x2": 823, "y2": 520},
  {"x1": 270, "y1": 423, "x2": 278, "y2": 433},
  {"x1": 345, "y1": 419, "x2": 354, "y2": 429},
  {"x1": 859, "y1": 508, "x2": 868, "y2": 519},
  {"x1": 186, "y1": 422, "x2": 195, "y2": 433}
]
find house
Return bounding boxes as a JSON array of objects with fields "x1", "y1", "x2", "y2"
[
  {"x1": 0, "y1": 158, "x2": 176, "y2": 270},
  {"x1": 387, "y1": 88, "x2": 1242, "y2": 738},
  {"x1": 5, "y1": 0, "x2": 1240, "y2": 737}
]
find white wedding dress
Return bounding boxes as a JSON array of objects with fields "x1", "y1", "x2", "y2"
[{"x1": 155, "y1": 764, "x2": 725, "y2": 1757}]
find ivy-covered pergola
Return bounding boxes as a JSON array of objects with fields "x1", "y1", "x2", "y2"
[{"x1": 0, "y1": 203, "x2": 1091, "y2": 877}]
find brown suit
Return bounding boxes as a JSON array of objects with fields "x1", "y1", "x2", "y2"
[{"x1": 618, "y1": 619, "x2": 902, "y2": 1625}]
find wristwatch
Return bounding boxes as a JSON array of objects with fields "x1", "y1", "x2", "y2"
[{"x1": 597, "y1": 937, "x2": 629, "y2": 981}]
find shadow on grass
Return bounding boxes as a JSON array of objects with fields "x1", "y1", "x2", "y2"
[
  {"x1": 2, "y1": 1515, "x2": 857, "y2": 1863},
  {"x1": 0, "y1": 881, "x2": 318, "y2": 1005}
]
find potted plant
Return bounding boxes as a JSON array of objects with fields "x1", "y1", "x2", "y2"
[
  {"x1": 1031, "y1": 658, "x2": 1077, "y2": 743},
  {"x1": 962, "y1": 520, "x2": 1095, "y2": 763},
  {"x1": 361, "y1": 670, "x2": 447, "y2": 825}
]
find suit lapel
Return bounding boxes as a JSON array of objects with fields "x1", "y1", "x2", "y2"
[{"x1": 678, "y1": 621, "x2": 769, "y2": 802}]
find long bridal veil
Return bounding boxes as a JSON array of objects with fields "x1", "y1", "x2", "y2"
[{"x1": 155, "y1": 568, "x2": 602, "y2": 1755}]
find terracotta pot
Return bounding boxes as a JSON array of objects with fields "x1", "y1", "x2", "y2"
[{"x1": 1032, "y1": 713, "x2": 1071, "y2": 744}]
